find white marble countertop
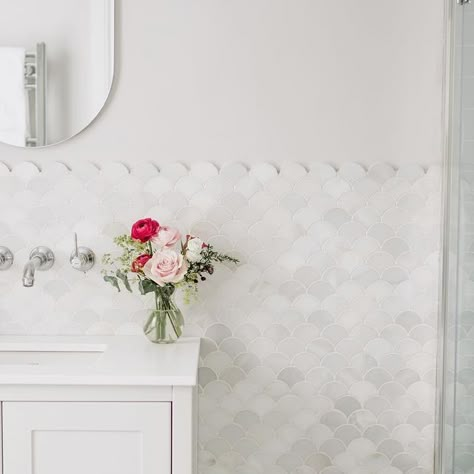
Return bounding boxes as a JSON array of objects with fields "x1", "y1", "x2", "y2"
[{"x1": 0, "y1": 336, "x2": 201, "y2": 386}]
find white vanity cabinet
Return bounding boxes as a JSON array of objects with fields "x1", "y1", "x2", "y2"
[
  {"x1": 0, "y1": 336, "x2": 200, "y2": 474},
  {"x1": 3, "y1": 402, "x2": 172, "y2": 474}
]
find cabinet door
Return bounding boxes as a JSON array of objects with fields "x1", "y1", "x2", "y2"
[{"x1": 3, "y1": 402, "x2": 171, "y2": 474}]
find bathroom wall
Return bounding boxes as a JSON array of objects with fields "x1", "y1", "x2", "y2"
[
  {"x1": 0, "y1": 1, "x2": 447, "y2": 474},
  {"x1": 0, "y1": 161, "x2": 441, "y2": 473},
  {"x1": 0, "y1": 0, "x2": 445, "y2": 166}
]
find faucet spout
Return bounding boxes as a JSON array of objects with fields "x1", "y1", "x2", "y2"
[
  {"x1": 22, "y1": 247, "x2": 55, "y2": 288},
  {"x1": 22, "y1": 256, "x2": 42, "y2": 287}
]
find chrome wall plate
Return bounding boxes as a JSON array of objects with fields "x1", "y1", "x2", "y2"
[
  {"x1": 0, "y1": 247, "x2": 14, "y2": 271},
  {"x1": 30, "y1": 247, "x2": 55, "y2": 271},
  {"x1": 70, "y1": 234, "x2": 95, "y2": 272}
]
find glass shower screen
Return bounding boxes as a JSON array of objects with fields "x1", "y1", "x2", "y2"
[{"x1": 438, "y1": 2, "x2": 474, "y2": 474}]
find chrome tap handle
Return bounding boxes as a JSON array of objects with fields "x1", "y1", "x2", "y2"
[
  {"x1": 74, "y1": 233, "x2": 79, "y2": 257},
  {"x1": 70, "y1": 233, "x2": 81, "y2": 267},
  {"x1": 0, "y1": 247, "x2": 14, "y2": 271},
  {"x1": 70, "y1": 234, "x2": 95, "y2": 272}
]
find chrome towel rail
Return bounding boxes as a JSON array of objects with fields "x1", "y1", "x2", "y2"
[{"x1": 25, "y1": 43, "x2": 46, "y2": 147}]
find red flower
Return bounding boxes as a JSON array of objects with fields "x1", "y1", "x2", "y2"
[
  {"x1": 131, "y1": 254, "x2": 152, "y2": 273},
  {"x1": 131, "y1": 218, "x2": 159, "y2": 243}
]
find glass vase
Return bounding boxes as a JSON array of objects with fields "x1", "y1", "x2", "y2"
[{"x1": 143, "y1": 287, "x2": 184, "y2": 344}]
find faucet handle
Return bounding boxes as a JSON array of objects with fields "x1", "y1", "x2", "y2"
[
  {"x1": 73, "y1": 233, "x2": 79, "y2": 258},
  {"x1": 70, "y1": 233, "x2": 95, "y2": 272},
  {"x1": 0, "y1": 247, "x2": 13, "y2": 271}
]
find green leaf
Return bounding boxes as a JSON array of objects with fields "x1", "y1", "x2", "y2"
[
  {"x1": 103, "y1": 276, "x2": 121, "y2": 293},
  {"x1": 139, "y1": 279, "x2": 157, "y2": 295},
  {"x1": 116, "y1": 270, "x2": 132, "y2": 292}
]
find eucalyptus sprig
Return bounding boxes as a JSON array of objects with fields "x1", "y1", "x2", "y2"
[{"x1": 102, "y1": 234, "x2": 148, "y2": 293}]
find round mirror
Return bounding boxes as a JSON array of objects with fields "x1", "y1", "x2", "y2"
[{"x1": 0, "y1": 0, "x2": 114, "y2": 148}]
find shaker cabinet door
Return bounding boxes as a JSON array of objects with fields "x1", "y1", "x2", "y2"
[{"x1": 2, "y1": 402, "x2": 171, "y2": 474}]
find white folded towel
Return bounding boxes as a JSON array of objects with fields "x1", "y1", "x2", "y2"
[{"x1": 0, "y1": 47, "x2": 26, "y2": 147}]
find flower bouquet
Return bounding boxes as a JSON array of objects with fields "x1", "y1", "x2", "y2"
[{"x1": 103, "y1": 218, "x2": 239, "y2": 344}]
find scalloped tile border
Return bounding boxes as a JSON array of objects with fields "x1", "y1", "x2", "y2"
[{"x1": 0, "y1": 160, "x2": 435, "y2": 178}]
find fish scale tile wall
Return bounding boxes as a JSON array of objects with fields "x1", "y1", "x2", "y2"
[
  {"x1": 450, "y1": 165, "x2": 474, "y2": 474},
  {"x1": 0, "y1": 161, "x2": 441, "y2": 474}
]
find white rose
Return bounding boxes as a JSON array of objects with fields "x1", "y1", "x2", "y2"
[{"x1": 186, "y1": 237, "x2": 204, "y2": 262}]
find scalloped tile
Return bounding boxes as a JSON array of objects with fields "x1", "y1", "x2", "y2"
[{"x1": 0, "y1": 161, "x2": 440, "y2": 474}]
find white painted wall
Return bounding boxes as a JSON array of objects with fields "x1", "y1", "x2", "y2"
[{"x1": 0, "y1": 0, "x2": 445, "y2": 165}]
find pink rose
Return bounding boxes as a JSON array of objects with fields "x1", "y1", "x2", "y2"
[
  {"x1": 143, "y1": 249, "x2": 187, "y2": 286},
  {"x1": 153, "y1": 226, "x2": 181, "y2": 248},
  {"x1": 131, "y1": 254, "x2": 152, "y2": 273},
  {"x1": 131, "y1": 218, "x2": 159, "y2": 243}
]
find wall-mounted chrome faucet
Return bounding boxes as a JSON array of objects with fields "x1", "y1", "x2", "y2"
[
  {"x1": 0, "y1": 247, "x2": 14, "y2": 271},
  {"x1": 23, "y1": 247, "x2": 55, "y2": 287},
  {"x1": 70, "y1": 233, "x2": 95, "y2": 273}
]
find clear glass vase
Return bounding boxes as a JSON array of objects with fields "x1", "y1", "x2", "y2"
[{"x1": 143, "y1": 287, "x2": 184, "y2": 344}]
